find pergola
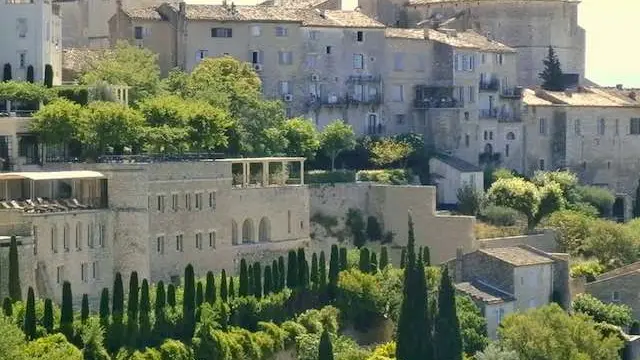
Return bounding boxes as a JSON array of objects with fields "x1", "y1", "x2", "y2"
[
  {"x1": 218, "y1": 157, "x2": 306, "y2": 188},
  {"x1": 0, "y1": 170, "x2": 105, "y2": 202}
]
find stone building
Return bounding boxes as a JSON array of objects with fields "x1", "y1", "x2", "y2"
[
  {"x1": 447, "y1": 244, "x2": 570, "y2": 339},
  {"x1": 585, "y1": 261, "x2": 640, "y2": 321}
]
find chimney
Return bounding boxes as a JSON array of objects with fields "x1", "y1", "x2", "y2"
[
  {"x1": 454, "y1": 247, "x2": 464, "y2": 283},
  {"x1": 616, "y1": 84, "x2": 624, "y2": 90}
]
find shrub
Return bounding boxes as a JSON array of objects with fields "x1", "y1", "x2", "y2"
[
  {"x1": 567, "y1": 202, "x2": 600, "y2": 218},
  {"x1": 576, "y1": 185, "x2": 615, "y2": 217},
  {"x1": 570, "y1": 261, "x2": 604, "y2": 282},
  {"x1": 306, "y1": 170, "x2": 356, "y2": 184},
  {"x1": 539, "y1": 210, "x2": 593, "y2": 254},
  {"x1": 572, "y1": 293, "x2": 633, "y2": 328},
  {"x1": 356, "y1": 169, "x2": 410, "y2": 185},
  {"x1": 56, "y1": 86, "x2": 90, "y2": 106},
  {"x1": 492, "y1": 168, "x2": 517, "y2": 182},
  {"x1": 456, "y1": 184, "x2": 484, "y2": 216},
  {"x1": 583, "y1": 219, "x2": 638, "y2": 269},
  {"x1": 478, "y1": 205, "x2": 521, "y2": 227},
  {"x1": 474, "y1": 222, "x2": 523, "y2": 239}
]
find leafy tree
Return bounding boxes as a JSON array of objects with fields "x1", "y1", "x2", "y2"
[
  {"x1": 44, "y1": 64, "x2": 53, "y2": 88},
  {"x1": 139, "y1": 279, "x2": 151, "y2": 346},
  {"x1": 8, "y1": 236, "x2": 21, "y2": 302},
  {"x1": 540, "y1": 210, "x2": 593, "y2": 254},
  {"x1": 137, "y1": 95, "x2": 190, "y2": 153},
  {"x1": 205, "y1": 271, "x2": 216, "y2": 305},
  {"x1": 475, "y1": 343, "x2": 519, "y2": 360},
  {"x1": 434, "y1": 267, "x2": 463, "y2": 360},
  {"x1": 3, "y1": 63, "x2": 11, "y2": 81},
  {"x1": 311, "y1": 253, "x2": 319, "y2": 291},
  {"x1": 457, "y1": 184, "x2": 484, "y2": 216},
  {"x1": 320, "y1": 120, "x2": 356, "y2": 170},
  {"x1": 31, "y1": 98, "x2": 87, "y2": 147},
  {"x1": 186, "y1": 100, "x2": 233, "y2": 151},
  {"x1": 423, "y1": 246, "x2": 431, "y2": 267},
  {"x1": 99, "y1": 288, "x2": 109, "y2": 329},
  {"x1": 380, "y1": 247, "x2": 389, "y2": 269},
  {"x1": 2, "y1": 298, "x2": 11, "y2": 317},
  {"x1": 264, "y1": 265, "x2": 273, "y2": 295},
  {"x1": 182, "y1": 264, "x2": 196, "y2": 341},
  {"x1": 359, "y1": 248, "x2": 371, "y2": 273},
  {"x1": 569, "y1": 260, "x2": 604, "y2": 282},
  {"x1": 339, "y1": 247, "x2": 348, "y2": 271},
  {"x1": 167, "y1": 284, "x2": 176, "y2": 308},
  {"x1": 81, "y1": 294, "x2": 89, "y2": 323},
  {"x1": 26, "y1": 66, "x2": 34, "y2": 83},
  {"x1": 318, "y1": 328, "x2": 334, "y2": 360},
  {"x1": 24, "y1": 287, "x2": 36, "y2": 340},
  {"x1": 318, "y1": 251, "x2": 327, "y2": 291},
  {"x1": 487, "y1": 178, "x2": 541, "y2": 229},
  {"x1": 572, "y1": 293, "x2": 633, "y2": 327},
  {"x1": 369, "y1": 138, "x2": 412, "y2": 168},
  {"x1": 196, "y1": 282, "x2": 204, "y2": 307},
  {"x1": 154, "y1": 281, "x2": 166, "y2": 339},
  {"x1": 584, "y1": 219, "x2": 637, "y2": 268},
  {"x1": 456, "y1": 296, "x2": 489, "y2": 355},
  {"x1": 248, "y1": 264, "x2": 254, "y2": 297},
  {"x1": 253, "y1": 262, "x2": 262, "y2": 298},
  {"x1": 287, "y1": 250, "x2": 298, "y2": 289},
  {"x1": 539, "y1": 46, "x2": 565, "y2": 91},
  {"x1": 499, "y1": 304, "x2": 623, "y2": 360},
  {"x1": 81, "y1": 318, "x2": 110, "y2": 360},
  {"x1": 23, "y1": 333, "x2": 82, "y2": 360},
  {"x1": 159, "y1": 339, "x2": 192, "y2": 360},
  {"x1": 366, "y1": 216, "x2": 382, "y2": 242},
  {"x1": 400, "y1": 248, "x2": 406, "y2": 269},
  {"x1": 43, "y1": 298, "x2": 54, "y2": 334},
  {"x1": 281, "y1": 117, "x2": 320, "y2": 159},
  {"x1": 85, "y1": 101, "x2": 145, "y2": 155},
  {"x1": 576, "y1": 185, "x2": 615, "y2": 217},
  {"x1": 80, "y1": 41, "x2": 160, "y2": 102},
  {"x1": 60, "y1": 281, "x2": 73, "y2": 341},
  {"x1": 239, "y1": 259, "x2": 249, "y2": 297}
]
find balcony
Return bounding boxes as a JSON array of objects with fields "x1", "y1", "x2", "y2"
[
  {"x1": 219, "y1": 157, "x2": 306, "y2": 189},
  {"x1": 306, "y1": 94, "x2": 347, "y2": 110},
  {"x1": 480, "y1": 109, "x2": 521, "y2": 122},
  {"x1": 414, "y1": 85, "x2": 462, "y2": 109},
  {"x1": 500, "y1": 86, "x2": 524, "y2": 99},
  {"x1": 346, "y1": 75, "x2": 382, "y2": 83},
  {"x1": 479, "y1": 109, "x2": 498, "y2": 119},
  {"x1": 479, "y1": 78, "x2": 500, "y2": 92},
  {"x1": 347, "y1": 93, "x2": 381, "y2": 106}
]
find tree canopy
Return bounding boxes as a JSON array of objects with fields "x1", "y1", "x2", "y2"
[{"x1": 320, "y1": 121, "x2": 356, "y2": 171}]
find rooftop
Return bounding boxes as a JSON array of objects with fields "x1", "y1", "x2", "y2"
[
  {"x1": 523, "y1": 87, "x2": 640, "y2": 107},
  {"x1": 588, "y1": 261, "x2": 640, "y2": 284},
  {"x1": 123, "y1": 6, "x2": 163, "y2": 20},
  {"x1": 433, "y1": 153, "x2": 482, "y2": 172},
  {"x1": 455, "y1": 280, "x2": 516, "y2": 305},
  {"x1": 407, "y1": 0, "x2": 579, "y2": 5},
  {"x1": 385, "y1": 28, "x2": 514, "y2": 53},
  {"x1": 479, "y1": 246, "x2": 554, "y2": 266},
  {"x1": 258, "y1": 0, "x2": 330, "y2": 9},
  {"x1": 62, "y1": 48, "x2": 113, "y2": 76},
  {"x1": 0, "y1": 171, "x2": 105, "y2": 181}
]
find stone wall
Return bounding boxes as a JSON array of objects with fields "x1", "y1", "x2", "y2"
[
  {"x1": 478, "y1": 230, "x2": 558, "y2": 253},
  {"x1": 0, "y1": 236, "x2": 36, "y2": 303}
]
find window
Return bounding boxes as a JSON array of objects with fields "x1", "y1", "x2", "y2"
[
  {"x1": 275, "y1": 26, "x2": 288, "y2": 37},
  {"x1": 454, "y1": 54, "x2": 463, "y2": 71},
  {"x1": 196, "y1": 50, "x2": 208, "y2": 62},
  {"x1": 367, "y1": 114, "x2": 380, "y2": 135},
  {"x1": 63, "y1": 224, "x2": 69, "y2": 251},
  {"x1": 575, "y1": 119, "x2": 581, "y2": 135},
  {"x1": 56, "y1": 266, "x2": 64, "y2": 284},
  {"x1": 497, "y1": 308, "x2": 505, "y2": 323},
  {"x1": 134, "y1": 26, "x2": 143, "y2": 40},
  {"x1": 353, "y1": 54, "x2": 364, "y2": 69},
  {"x1": 481, "y1": 53, "x2": 486, "y2": 64},
  {"x1": 18, "y1": 52, "x2": 26, "y2": 68},
  {"x1": 326, "y1": 46, "x2": 332, "y2": 54},
  {"x1": 17, "y1": 18, "x2": 27, "y2": 38},
  {"x1": 250, "y1": 25, "x2": 261, "y2": 37},
  {"x1": 353, "y1": 84, "x2": 364, "y2": 101},
  {"x1": 615, "y1": 119, "x2": 620, "y2": 136},
  {"x1": 209, "y1": 191, "x2": 217, "y2": 209},
  {"x1": 416, "y1": 54, "x2": 426, "y2": 72},
  {"x1": 185, "y1": 193, "x2": 191, "y2": 211},
  {"x1": 157, "y1": 195, "x2": 165, "y2": 212},
  {"x1": 598, "y1": 118, "x2": 605, "y2": 135},
  {"x1": 87, "y1": 223, "x2": 94, "y2": 248},
  {"x1": 209, "y1": 231, "x2": 216, "y2": 248},
  {"x1": 489, "y1": 131, "x2": 493, "y2": 140},
  {"x1": 92, "y1": 262, "x2": 99, "y2": 280},
  {"x1": 211, "y1": 28, "x2": 232, "y2": 38},
  {"x1": 505, "y1": 144, "x2": 510, "y2": 157},
  {"x1": 81, "y1": 263, "x2": 88, "y2": 283},
  {"x1": 308, "y1": 30, "x2": 318, "y2": 40},
  {"x1": 391, "y1": 85, "x2": 404, "y2": 102},
  {"x1": 612, "y1": 291, "x2": 620, "y2": 302},
  {"x1": 496, "y1": 53, "x2": 504, "y2": 65},
  {"x1": 483, "y1": 131, "x2": 488, "y2": 140},
  {"x1": 279, "y1": 81, "x2": 290, "y2": 95},
  {"x1": 76, "y1": 223, "x2": 82, "y2": 250},
  {"x1": 99, "y1": 225, "x2": 105, "y2": 248},
  {"x1": 539, "y1": 118, "x2": 547, "y2": 135},
  {"x1": 195, "y1": 193, "x2": 203, "y2": 210},
  {"x1": 465, "y1": 134, "x2": 470, "y2": 147},
  {"x1": 176, "y1": 234, "x2": 183, "y2": 252},
  {"x1": 539, "y1": 159, "x2": 545, "y2": 170},
  {"x1": 195, "y1": 232, "x2": 203, "y2": 250},
  {"x1": 506, "y1": 132, "x2": 515, "y2": 140},
  {"x1": 287, "y1": 210, "x2": 292, "y2": 234},
  {"x1": 630, "y1": 118, "x2": 640, "y2": 135},
  {"x1": 458, "y1": 86, "x2": 465, "y2": 104},
  {"x1": 51, "y1": 225, "x2": 57, "y2": 253},
  {"x1": 468, "y1": 86, "x2": 475, "y2": 103},
  {"x1": 306, "y1": 54, "x2": 317, "y2": 69},
  {"x1": 172, "y1": 194, "x2": 178, "y2": 211},
  {"x1": 465, "y1": 54, "x2": 475, "y2": 71},
  {"x1": 393, "y1": 53, "x2": 404, "y2": 71},
  {"x1": 33, "y1": 226, "x2": 38, "y2": 255},
  {"x1": 395, "y1": 114, "x2": 405, "y2": 125},
  {"x1": 157, "y1": 236, "x2": 165, "y2": 254},
  {"x1": 356, "y1": 31, "x2": 364, "y2": 42},
  {"x1": 278, "y1": 51, "x2": 293, "y2": 65}
]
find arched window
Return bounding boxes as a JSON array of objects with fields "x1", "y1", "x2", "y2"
[
  {"x1": 242, "y1": 219, "x2": 254, "y2": 244},
  {"x1": 484, "y1": 143, "x2": 493, "y2": 154},
  {"x1": 231, "y1": 220, "x2": 239, "y2": 245},
  {"x1": 259, "y1": 217, "x2": 271, "y2": 242},
  {"x1": 506, "y1": 132, "x2": 515, "y2": 140}
]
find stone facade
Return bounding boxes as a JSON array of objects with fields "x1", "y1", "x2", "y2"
[{"x1": 585, "y1": 262, "x2": 640, "y2": 320}]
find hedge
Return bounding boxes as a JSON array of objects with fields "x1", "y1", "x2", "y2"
[
  {"x1": 305, "y1": 170, "x2": 356, "y2": 184},
  {"x1": 55, "y1": 85, "x2": 90, "y2": 106},
  {"x1": 356, "y1": 169, "x2": 410, "y2": 185}
]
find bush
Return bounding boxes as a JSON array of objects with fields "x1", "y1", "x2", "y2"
[
  {"x1": 539, "y1": 210, "x2": 593, "y2": 254},
  {"x1": 570, "y1": 261, "x2": 604, "y2": 282},
  {"x1": 478, "y1": 205, "x2": 521, "y2": 227},
  {"x1": 356, "y1": 169, "x2": 410, "y2": 185},
  {"x1": 474, "y1": 222, "x2": 524, "y2": 239},
  {"x1": 583, "y1": 219, "x2": 638, "y2": 268},
  {"x1": 572, "y1": 293, "x2": 633, "y2": 328},
  {"x1": 456, "y1": 184, "x2": 484, "y2": 216},
  {"x1": 306, "y1": 170, "x2": 356, "y2": 184},
  {"x1": 56, "y1": 86, "x2": 90, "y2": 106},
  {"x1": 576, "y1": 185, "x2": 615, "y2": 217}
]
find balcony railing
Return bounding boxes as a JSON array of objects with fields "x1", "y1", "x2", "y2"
[
  {"x1": 346, "y1": 75, "x2": 381, "y2": 83},
  {"x1": 413, "y1": 97, "x2": 462, "y2": 109},
  {"x1": 498, "y1": 113, "x2": 521, "y2": 123},
  {"x1": 347, "y1": 94, "x2": 381, "y2": 105},
  {"x1": 479, "y1": 79, "x2": 500, "y2": 91},
  {"x1": 501, "y1": 86, "x2": 524, "y2": 98},
  {"x1": 479, "y1": 109, "x2": 498, "y2": 119}
]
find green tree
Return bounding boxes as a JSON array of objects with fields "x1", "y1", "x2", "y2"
[
  {"x1": 3, "y1": 63, "x2": 11, "y2": 81},
  {"x1": 167, "y1": 284, "x2": 176, "y2": 308},
  {"x1": 31, "y1": 98, "x2": 87, "y2": 147},
  {"x1": 196, "y1": 282, "x2": 204, "y2": 307},
  {"x1": 572, "y1": 293, "x2": 633, "y2": 328},
  {"x1": 205, "y1": 271, "x2": 216, "y2": 305},
  {"x1": 137, "y1": 95, "x2": 190, "y2": 153},
  {"x1": 154, "y1": 281, "x2": 166, "y2": 338},
  {"x1": 318, "y1": 328, "x2": 335, "y2": 360},
  {"x1": 186, "y1": 100, "x2": 233, "y2": 151},
  {"x1": 298, "y1": 248, "x2": 310, "y2": 290},
  {"x1": 139, "y1": 279, "x2": 151, "y2": 346},
  {"x1": 264, "y1": 265, "x2": 273, "y2": 295},
  {"x1": 475, "y1": 343, "x2": 519, "y2": 360},
  {"x1": 380, "y1": 247, "x2": 389, "y2": 269},
  {"x1": 366, "y1": 216, "x2": 383, "y2": 242},
  {"x1": 2, "y1": 298, "x2": 12, "y2": 317},
  {"x1": 253, "y1": 262, "x2": 262, "y2": 298},
  {"x1": 584, "y1": 219, "x2": 637, "y2": 268},
  {"x1": 311, "y1": 253, "x2": 319, "y2": 290},
  {"x1": 499, "y1": 304, "x2": 623, "y2": 360},
  {"x1": 328, "y1": 245, "x2": 339, "y2": 301},
  {"x1": 457, "y1": 184, "x2": 484, "y2": 216},
  {"x1": 44, "y1": 64, "x2": 53, "y2": 88},
  {"x1": 540, "y1": 210, "x2": 593, "y2": 254},
  {"x1": 634, "y1": 179, "x2": 640, "y2": 218},
  {"x1": 81, "y1": 294, "x2": 89, "y2": 323},
  {"x1": 457, "y1": 296, "x2": 489, "y2": 355},
  {"x1": 319, "y1": 251, "x2": 327, "y2": 291},
  {"x1": 339, "y1": 247, "x2": 348, "y2": 271},
  {"x1": 287, "y1": 250, "x2": 298, "y2": 289},
  {"x1": 278, "y1": 256, "x2": 286, "y2": 292},
  {"x1": 539, "y1": 46, "x2": 565, "y2": 91},
  {"x1": 281, "y1": 117, "x2": 320, "y2": 159},
  {"x1": 359, "y1": 248, "x2": 371, "y2": 273},
  {"x1": 369, "y1": 138, "x2": 412, "y2": 168},
  {"x1": 239, "y1": 259, "x2": 249, "y2": 297},
  {"x1": 434, "y1": 267, "x2": 463, "y2": 360},
  {"x1": 80, "y1": 41, "x2": 160, "y2": 102},
  {"x1": 85, "y1": 101, "x2": 145, "y2": 155},
  {"x1": 220, "y1": 270, "x2": 228, "y2": 302},
  {"x1": 228, "y1": 277, "x2": 235, "y2": 299},
  {"x1": 272, "y1": 259, "x2": 280, "y2": 292},
  {"x1": 99, "y1": 288, "x2": 109, "y2": 329},
  {"x1": 400, "y1": 248, "x2": 406, "y2": 269},
  {"x1": 487, "y1": 177, "x2": 541, "y2": 229},
  {"x1": 8, "y1": 236, "x2": 21, "y2": 302},
  {"x1": 43, "y1": 298, "x2": 54, "y2": 334},
  {"x1": 60, "y1": 281, "x2": 73, "y2": 341},
  {"x1": 126, "y1": 271, "x2": 140, "y2": 346},
  {"x1": 576, "y1": 185, "x2": 615, "y2": 217},
  {"x1": 247, "y1": 264, "x2": 254, "y2": 298},
  {"x1": 26, "y1": 66, "x2": 34, "y2": 83},
  {"x1": 182, "y1": 264, "x2": 196, "y2": 341},
  {"x1": 370, "y1": 252, "x2": 378, "y2": 273},
  {"x1": 320, "y1": 120, "x2": 356, "y2": 170},
  {"x1": 423, "y1": 246, "x2": 431, "y2": 267},
  {"x1": 81, "y1": 318, "x2": 110, "y2": 360},
  {"x1": 24, "y1": 287, "x2": 36, "y2": 340}
]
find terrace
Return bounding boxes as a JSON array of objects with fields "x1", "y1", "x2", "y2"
[
  {"x1": 413, "y1": 85, "x2": 462, "y2": 109},
  {"x1": 218, "y1": 157, "x2": 306, "y2": 188}
]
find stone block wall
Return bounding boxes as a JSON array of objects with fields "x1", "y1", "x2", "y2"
[{"x1": 478, "y1": 230, "x2": 558, "y2": 253}]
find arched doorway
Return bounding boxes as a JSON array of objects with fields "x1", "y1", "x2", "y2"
[
  {"x1": 242, "y1": 218, "x2": 254, "y2": 244},
  {"x1": 231, "y1": 220, "x2": 238, "y2": 245},
  {"x1": 259, "y1": 217, "x2": 271, "y2": 242}
]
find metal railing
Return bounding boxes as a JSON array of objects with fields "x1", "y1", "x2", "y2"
[
  {"x1": 501, "y1": 86, "x2": 524, "y2": 98},
  {"x1": 479, "y1": 79, "x2": 500, "y2": 91},
  {"x1": 480, "y1": 109, "x2": 498, "y2": 119},
  {"x1": 413, "y1": 97, "x2": 461, "y2": 109}
]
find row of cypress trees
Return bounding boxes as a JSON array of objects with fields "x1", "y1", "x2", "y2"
[{"x1": 2, "y1": 64, "x2": 54, "y2": 87}]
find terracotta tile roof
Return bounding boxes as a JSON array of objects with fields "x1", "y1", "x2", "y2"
[
  {"x1": 523, "y1": 87, "x2": 640, "y2": 107},
  {"x1": 385, "y1": 28, "x2": 425, "y2": 40},
  {"x1": 427, "y1": 29, "x2": 515, "y2": 53},
  {"x1": 321, "y1": 10, "x2": 385, "y2": 28},
  {"x1": 455, "y1": 280, "x2": 516, "y2": 305},
  {"x1": 62, "y1": 48, "x2": 114, "y2": 75},
  {"x1": 522, "y1": 88, "x2": 553, "y2": 106},
  {"x1": 123, "y1": 6, "x2": 162, "y2": 20},
  {"x1": 479, "y1": 246, "x2": 554, "y2": 266}
]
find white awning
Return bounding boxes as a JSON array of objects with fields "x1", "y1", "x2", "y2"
[{"x1": 0, "y1": 170, "x2": 105, "y2": 181}]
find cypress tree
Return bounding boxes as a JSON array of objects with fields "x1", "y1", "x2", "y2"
[
  {"x1": 154, "y1": 281, "x2": 166, "y2": 327},
  {"x1": 127, "y1": 271, "x2": 140, "y2": 345},
  {"x1": 634, "y1": 179, "x2": 640, "y2": 218},
  {"x1": 423, "y1": 246, "x2": 431, "y2": 267},
  {"x1": 371, "y1": 252, "x2": 378, "y2": 273},
  {"x1": 113, "y1": 273, "x2": 124, "y2": 315},
  {"x1": 247, "y1": 264, "x2": 254, "y2": 297},
  {"x1": 81, "y1": 293, "x2": 89, "y2": 323},
  {"x1": 318, "y1": 328, "x2": 334, "y2": 360},
  {"x1": 8, "y1": 236, "x2": 21, "y2": 302},
  {"x1": 110, "y1": 274, "x2": 125, "y2": 352},
  {"x1": 167, "y1": 284, "x2": 176, "y2": 308},
  {"x1": 339, "y1": 247, "x2": 347, "y2": 271},
  {"x1": 205, "y1": 271, "x2": 216, "y2": 305},
  {"x1": 380, "y1": 246, "x2": 389, "y2": 269},
  {"x1": 311, "y1": 253, "x2": 319, "y2": 290},
  {"x1": 434, "y1": 267, "x2": 463, "y2": 360},
  {"x1": 2, "y1": 297, "x2": 11, "y2": 317},
  {"x1": 287, "y1": 250, "x2": 298, "y2": 289},
  {"x1": 253, "y1": 262, "x2": 262, "y2": 298},
  {"x1": 43, "y1": 298, "x2": 54, "y2": 334},
  {"x1": 220, "y1": 270, "x2": 228, "y2": 302},
  {"x1": 182, "y1": 264, "x2": 196, "y2": 340},
  {"x1": 196, "y1": 282, "x2": 204, "y2": 306},
  {"x1": 264, "y1": 265, "x2": 273, "y2": 295},
  {"x1": 239, "y1": 259, "x2": 249, "y2": 297},
  {"x1": 319, "y1": 251, "x2": 327, "y2": 291},
  {"x1": 3, "y1": 63, "x2": 11, "y2": 81},
  {"x1": 99, "y1": 288, "x2": 110, "y2": 329},
  {"x1": 228, "y1": 277, "x2": 235, "y2": 299},
  {"x1": 26, "y1": 65, "x2": 34, "y2": 83},
  {"x1": 271, "y1": 260, "x2": 279, "y2": 291},
  {"x1": 44, "y1": 64, "x2": 53, "y2": 88},
  {"x1": 359, "y1": 247, "x2": 370, "y2": 273},
  {"x1": 297, "y1": 248, "x2": 306, "y2": 287},
  {"x1": 539, "y1": 46, "x2": 565, "y2": 91},
  {"x1": 24, "y1": 287, "x2": 36, "y2": 340},
  {"x1": 278, "y1": 256, "x2": 285, "y2": 291},
  {"x1": 400, "y1": 248, "x2": 406, "y2": 269},
  {"x1": 60, "y1": 281, "x2": 73, "y2": 340},
  {"x1": 139, "y1": 279, "x2": 151, "y2": 347},
  {"x1": 328, "y1": 245, "x2": 339, "y2": 301}
]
